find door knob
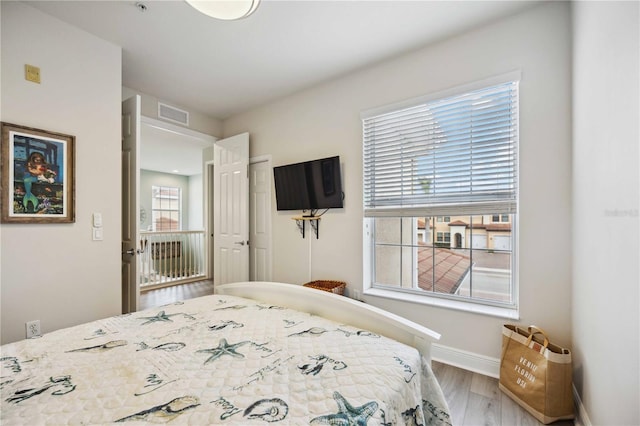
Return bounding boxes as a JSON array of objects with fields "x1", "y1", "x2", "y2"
[
  {"x1": 234, "y1": 241, "x2": 245, "y2": 246},
  {"x1": 125, "y1": 248, "x2": 135, "y2": 255}
]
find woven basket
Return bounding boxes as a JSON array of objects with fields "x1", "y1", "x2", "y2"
[{"x1": 303, "y1": 280, "x2": 346, "y2": 295}]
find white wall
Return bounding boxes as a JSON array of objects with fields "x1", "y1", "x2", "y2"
[
  {"x1": 188, "y1": 173, "x2": 204, "y2": 230},
  {"x1": 572, "y1": 2, "x2": 640, "y2": 424},
  {"x1": 1, "y1": 2, "x2": 122, "y2": 344},
  {"x1": 224, "y1": 1, "x2": 573, "y2": 359},
  {"x1": 122, "y1": 86, "x2": 222, "y2": 138}
]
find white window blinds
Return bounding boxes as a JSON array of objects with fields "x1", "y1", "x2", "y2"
[{"x1": 363, "y1": 80, "x2": 519, "y2": 217}]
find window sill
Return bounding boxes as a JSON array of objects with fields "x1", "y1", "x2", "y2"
[{"x1": 364, "y1": 288, "x2": 520, "y2": 320}]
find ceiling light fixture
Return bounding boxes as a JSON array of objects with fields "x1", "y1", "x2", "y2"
[{"x1": 185, "y1": 0, "x2": 260, "y2": 21}]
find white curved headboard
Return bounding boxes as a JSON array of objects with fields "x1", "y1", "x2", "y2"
[{"x1": 215, "y1": 281, "x2": 441, "y2": 362}]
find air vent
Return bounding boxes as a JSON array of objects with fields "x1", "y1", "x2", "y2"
[{"x1": 158, "y1": 102, "x2": 189, "y2": 126}]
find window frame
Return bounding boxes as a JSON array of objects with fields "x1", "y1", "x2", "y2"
[
  {"x1": 361, "y1": 72, "x2": 520, "y2": 316},
  {"x1": 151, "y1": 185, "x2": 182, "y2": 231}
]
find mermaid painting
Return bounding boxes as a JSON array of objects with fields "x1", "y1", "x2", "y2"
[{"x1": 1, "y1": 122, "x2": 75, "y2": 223}]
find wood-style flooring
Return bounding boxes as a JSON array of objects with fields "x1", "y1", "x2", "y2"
[
  {"x1": 432, "y1": 360, "x2": 575, "y2": 426},
  {"x1": 139, "y1": 279, "x2": 214, "y2": 310},
  {"x1": 139, "y1": 280, "x2": 576, "y2": 426}
]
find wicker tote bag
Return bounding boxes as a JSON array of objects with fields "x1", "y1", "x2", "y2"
[{"x1": 499, "y1": 325, "x2": 574, "y2": 424}]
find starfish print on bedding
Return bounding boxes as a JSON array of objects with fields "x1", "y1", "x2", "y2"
[
  {"x1": 196, "y1": 338, "x2": 249, "y2": 365},
  {"x1": 137, "y1": 310, "x2": 195, "y2": 325},
  {"x1": 310, "y1": 391, "x2": 378, "y2": 425}
]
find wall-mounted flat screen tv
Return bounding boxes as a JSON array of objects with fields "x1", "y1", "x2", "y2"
[{"x1": 273, "y1": 156, "x2": 344, "y2": 212}]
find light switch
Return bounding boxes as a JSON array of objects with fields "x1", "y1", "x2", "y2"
[
  {"x1": 92, "y1": 227, "x2": 103, "y2": 241},
  {"x1": 93, "y1": 212, "x2": 103, "y2": 228}
]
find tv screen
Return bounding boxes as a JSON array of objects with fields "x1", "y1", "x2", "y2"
[
  {"x1": 273, "y1": 162, "x2": 311, "y2": 211},
  {"x1": 274, "y1": 156, "x2": 343, "y2": 212}
]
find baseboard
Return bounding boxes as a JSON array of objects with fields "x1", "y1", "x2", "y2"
[
  {"x1": 431, "y1": 343, "x2": 501, "y2": 378},
  {"x1": 431, "y1": 343, "x2": 593, "y2": 425},
  {"x1": 573, "y1": 385, "x2": 592, "y2": 426}
]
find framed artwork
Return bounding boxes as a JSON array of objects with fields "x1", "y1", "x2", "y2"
[{"x1": 1, "y1": 122, "x2": 75, "y2": 223}]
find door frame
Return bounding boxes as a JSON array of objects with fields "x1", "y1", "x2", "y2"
[
  {"x1": 205, "y1": 160, "x2": 215, "y2": 280},
  {"x1": 122, "y1": 95, "x2": 141, "y2": 314},
  {"x1": 249, "y1": 155, "x2": 273, "y2": 281},
  {"x1": 124, "y1": 113, "x2": 216, "y2": 312},
  {"x1": 140, "y1": 116, "x2": 217, "y2": 144}
]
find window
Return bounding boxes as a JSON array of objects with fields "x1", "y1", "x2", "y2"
[
  {"x1": 362, "y1": 76, "x2": 519, "y2": 310},
  {"x1": 436, "y1": 231, "x2": 450, "y2": 243},
  {"x1": 152, "y1": 185, "x2": 181, "y2": 231},
  {"x1": 492, "y1": 214, "x2": 510, "y2": 223}
]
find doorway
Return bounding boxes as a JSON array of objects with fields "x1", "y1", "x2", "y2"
[
  {"x1": 138, "y1": 117, "x2": 215, "y2": 290},
  {"x1": 122, "y1": 98, "x2": 217, "y2": 313},
  {"x1": 455, "y1": 233, "x2": 462, "y2": 249},
  {"x1": 206, "y1": 155, "x2": 273, "y2": 284}
]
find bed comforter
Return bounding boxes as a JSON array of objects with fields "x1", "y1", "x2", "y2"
[{"x1": 1, "y1": 294, "x2": 451, "y2": 425}]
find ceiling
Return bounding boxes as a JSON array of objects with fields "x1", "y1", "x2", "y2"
[
  {"x1": 25, "y1": 0, "x2": 540, "y2": 175},
  {"x1": 27, "y1": 0, "x2": 540, "y2": 120}
]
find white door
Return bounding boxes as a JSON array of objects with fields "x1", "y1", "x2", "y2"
[
  {"x1": 213, "y1": 133, "x2": 249, "y2": 284},
  {"x1": 472, "y1": 234, "x2": 487, "y2": 249},
  {"x1": 249, "y1": 158, "x2": 272, "y2": 281},
  {"x1": 121, "y1": 95, "x2": 141, "y2": 313},
  {"x1": 493, "y1": 235, "x2": 511, "y2": 251}
]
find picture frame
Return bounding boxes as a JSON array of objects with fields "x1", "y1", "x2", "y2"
[{"x1": 1, "y1": 122, "x2": 75, "y2": 223}]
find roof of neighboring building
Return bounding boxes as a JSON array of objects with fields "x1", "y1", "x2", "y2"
[
  {"x1": 448, "y1": 220, "x2": 468, "y2": 227},
  {"x1": 417, "y1": 244, "x2": 470, "y2": 294},
  {"x1": 485, "y1": 223, "x2": 512, "y2": 232},
  {"x1": 417, "y1": 218, "x2": 433, "y2": 230}
]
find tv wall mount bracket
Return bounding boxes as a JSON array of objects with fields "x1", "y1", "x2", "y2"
[{"x1": 292, "y1": 216, "x2": 320, "y2": 239}]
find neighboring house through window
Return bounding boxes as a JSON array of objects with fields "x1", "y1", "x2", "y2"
[
  {"x1": 152, "y1": 185, "x2": 181, "y2": 231},
  {"x1": 362, "y1": 73, "x2": 519, "y2": 312}
]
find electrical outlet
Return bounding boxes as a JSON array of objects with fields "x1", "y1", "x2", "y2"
[{"x1": 26, "y1": 320, "x2": 41, "y2": 339}]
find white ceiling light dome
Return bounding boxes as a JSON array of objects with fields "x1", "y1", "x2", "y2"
[{"x1": 185, "y1": 0, "x2": 260, "y2": 20}]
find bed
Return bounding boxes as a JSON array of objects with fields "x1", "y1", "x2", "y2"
[{"x1": 1, "y1": 281, "x2": 451, "y2": 425}]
